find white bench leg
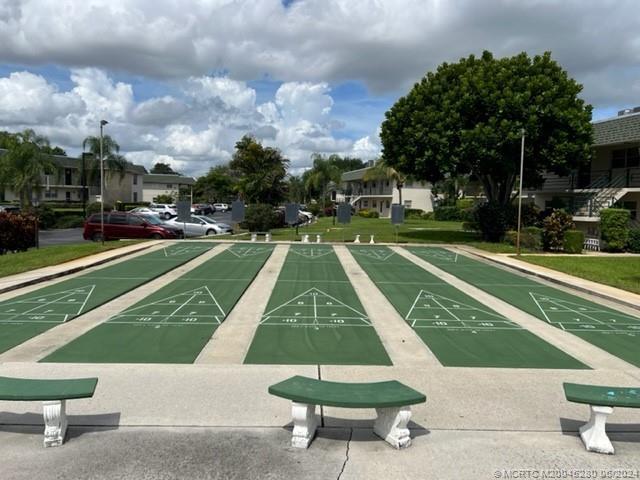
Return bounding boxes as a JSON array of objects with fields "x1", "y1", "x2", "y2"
[
  {"x1": 251, "y1": 233, "x2": 257, "y2": 242},
  {"x1": 579, "y1": 405, "x2": 614, "y2": 454},
  {"x1": 373, "y1": 406, "x2": 412, "y2": 449},
  {"x1": 291, "y1": 402, "x2": 318, "y2": 448},
  {"x1": 354, "y1": 235, "x2": 360, "y2": 243},
  {"x1": 265, "y1": 233, "x2": 272, "y2": 242},
  {"x1": 302, "y1": 234, "x2": 309, "y2": 243},
  {"x1": 43, "y1": 400, "x2": 68, "y2": 447},
  {"x1": 316, "y1": 234, "x2": 321, "y2": 243},
  {"x1": 369, "y1": 235, "x2": 375, "y2": 244}
]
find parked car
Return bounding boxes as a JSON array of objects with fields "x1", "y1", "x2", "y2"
[
  {"x1": 149, "y1": 203, "x2": 177, "y2": 219},
  {"x1": 83, "y1": 212, "x2": 183, "y2": 241},
  {"x1": 128, "y1": 207, "x2": 160, "y2": 217},
  {"x1": 193, "y1": 203, "x2": 214, "y2": 215},
  {"x1": 213, "y1": 203, "x2": 229, "y2": 212},
  {"x1": 0, "y1": 204, "x2": 20, "y2": 214},
  {"x1": 165, "y1": 215, "x2": 232, "y2": 237}
]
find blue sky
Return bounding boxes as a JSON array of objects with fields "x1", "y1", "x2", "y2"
[{"x1": 0, "y1": 1, "x2": 638, "y2": 175}]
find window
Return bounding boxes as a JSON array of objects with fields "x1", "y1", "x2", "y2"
[
  {"x1": 627, "y1": 148, "x2": 640, "y2": 168},
  {"x1": 386, "y1": 201, "x2": 390, "y2": 208},
  {"x1": 133, "y1": 174, "x2": 138, "y2": 185},
  {"x1": 44, "y1": 190, "x2": 58, "y2": 199},
  {"x1": 65, "y1": 191, "x2": 71, "y2": 202},
  {"x1": 64, "y1": 169, "x2": 73, "y2": 185},
  {"x1": 108, "y1": 214, "x2": 128, "y2": 224},
  {"x1": 403, "y1": 200, "x2": 412, "y2": 208},
  {"x1": 612, "y1": 148, "x2": 640, "y2": 168},
  {"x1": 363, "y1": 200, "x2": 369, "y2": 207},
  {"x1": 372, "y1": 201, "x2": 377, "y2": 208},
  {"x1": 166, "y1": 184, "x2": 173, "y2": 189},
  {"x1": 128, "y1": 215, "x2": 145, "y2": 226},
  {"x1": 133, "y1": 192, "x2": 138, "y2": 202}
]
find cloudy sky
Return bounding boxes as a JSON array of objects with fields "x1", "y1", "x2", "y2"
[{"x1": 0, "y1": 0, "x2": 638, "y2": 176}]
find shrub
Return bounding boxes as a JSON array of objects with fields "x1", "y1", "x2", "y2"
[
  {"x1": 627, "y1": 228, "x2": 640, "y2": 253},
  {"x1": 600, "y1": 208, "x2": 630, "y2": 252},
  {"x1": 474, "y1": 202, "x2": 516, "y2": 242},
  {"x1": 405, "y1": 208, "x2": 425, "y2": 220},
  {"x1": 456, "y1": 198, "x2": 475, "y2": 210},
  {"x1": 54, "y1": 215, "x2": 85, "y2": 229},
  {"x1": 31, "y1": 204, "x2": 56, "y2": 230},
  {"x1": 421, "y1": 211, "x2": 435, "y2": 220},
  {"x1": 520, "y1": 203, "x2": 541, "y2": 227},
  {"x1": 240, "y1": 204, "x2": 281, "y2": 232},
  {"x1": 563, "y1": 230, "x2": 584, "y2": 254},
  {"x1": 434, "y1": 206, "x2": 462, "y2": 221},
  {"x1": 86, "y1": 202, "x2": 114, "y2": 215},
  {"x1": 357, "y1": 209, "x2": 379, "y2": 218},
  {"x1": 505, "y1": 226, "x2": 542, "y2": 250},
  {"x1": 0, "y1": 212, "x2": 36, "y2": 254},
  {"x1": 307, "y1": 203, "x2": 321, "y2": 217},
  {"x1": 154, "y1": 194, "x2": 174, "y2": 204},
  {"x1": 542, "y1": 209, "x2": 574, "y2": 251}
]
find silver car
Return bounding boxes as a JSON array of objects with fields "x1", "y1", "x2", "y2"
[{"x1": 165, "y1": 215, "x2": 232, "y2": 237}]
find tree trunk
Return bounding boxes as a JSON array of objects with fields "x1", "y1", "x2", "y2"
[{"x1": 480, "y1": 175, "x2": 516, "y2": 206}]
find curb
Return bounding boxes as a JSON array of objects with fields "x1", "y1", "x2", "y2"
[
  {"x1": 458, "y1": 247, "x2": 640, "y2": 313},
  {"x1": 0, "y1": 243, "x2": 155, "y2": 295}
]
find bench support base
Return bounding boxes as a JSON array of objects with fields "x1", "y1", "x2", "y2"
[
  {"x1": 43, "y1": 400, "x2": 68, "y2": 448},
  {"x1": 373, "y1": 406, "x2": 412, "y2": 449},
  {"x1": 579, "y1": 405, "x2": 614, "y2": 454},
  {"x1": 291, "y1": 402, "x2": 318, "y2": 449}
]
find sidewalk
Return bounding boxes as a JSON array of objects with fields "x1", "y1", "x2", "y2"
[
  {"x1": 456, "y1": 245, "x2": 640, "y2": 311},
  {"x1": 0, "y1": 241, "x2": 160, "y2": 294}
]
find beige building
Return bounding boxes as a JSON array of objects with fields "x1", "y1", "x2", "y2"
[
  {"x1": 0, "y1": 151, "x2": 146, "y2": 205},
  {"x1": 142, "y1": 174, "x2": 196, "y2": 203},
  {"x1": 528, "y1": 108, "x2": 640, "y2": 235},
  {"x1": 340, "y1": 166, "x2": 434, "y2": 217}
]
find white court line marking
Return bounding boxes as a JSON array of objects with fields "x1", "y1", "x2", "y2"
[
  {"x1": 290, "y1": 248, "x2": 333, "y2": 259},
  {"x1": 351, "y1": 249, "x2": 396, "y2": 261},
  {"x1": 2, "y1": 286, "x2": 95, "y2": 322},
  {"x1": 227, "y1": 246, "x2": 271, "y2": 258},
  {"x1": 405, "y1": 290, "x2": 507, "y2": 327}
]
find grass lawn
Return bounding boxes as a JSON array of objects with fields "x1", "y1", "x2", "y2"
[
  {"x1": 266, "y1": 216, "x2": 479, "y2": 243},
  {"x1": 517, "y1": 255, "x2": 640, "y2": 294},
  {"x1": 0, "y1": 240, "x2": 144, "y2": 277}
]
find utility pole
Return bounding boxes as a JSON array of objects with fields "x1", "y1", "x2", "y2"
[
  {"x1": 100, "y1": 120, "x2": 108, "y2": 245},
  {"x1": 516, "y1": 128, "x2": 525, "y2": 256}
]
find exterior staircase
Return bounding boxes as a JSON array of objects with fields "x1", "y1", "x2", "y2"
[{"x1": 571, "y1": 174, "x2": 628, "y2": 218}]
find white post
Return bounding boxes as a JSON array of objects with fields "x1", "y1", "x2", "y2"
[
  {"x1": 369, "y1": 234, "x2": 375, "y2": 244},
  {"x1": 516, "y1": 128, "x2": 525, "y2": 256},
  {"x1": 373, "y1": 406, "x2": 413, "y2": 449},
  {"x1": 316, "y1": 234, "x2": 321, "y2": 243},
  {"x1": 265, "y1": 232, "x2": 272, "y2": 242},
  {"x1": 354, "y1": 234, "x2": 360, "y2": 243}
]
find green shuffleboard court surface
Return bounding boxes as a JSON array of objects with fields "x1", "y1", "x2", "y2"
[
  {"x1": 407, "y1": 247, "x2": 640, "y2": 367},
  {"x1": 0, "y1": 243, "x2": 212, "y2": 355},
  {"x1": 349, "y1": 246, "x2": 587, "y2": 369},
  {"x1": 43, "y1": 245, "x2": 274, "y2": 363},
  {"x1": 244, "y1": 245, "x2": 391, "y2": 365}
]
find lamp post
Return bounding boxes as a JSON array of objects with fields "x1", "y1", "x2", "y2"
[
  {"x1": 516, "y1": 128, "x2": 525, "y2": 256},
  {"x1": 100, "y1": 120, "x2": 108, "y2": 245}
]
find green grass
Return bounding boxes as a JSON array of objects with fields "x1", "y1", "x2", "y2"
[
  {"x1": 517, "y1": 255, "x2": 640, "y2": 295},
  {"x1": 265, "y1": 217, "x2": 477, "y2": 243},
  {"x1": 0, "y1": 241, "x2": 144, "y2": 277}
]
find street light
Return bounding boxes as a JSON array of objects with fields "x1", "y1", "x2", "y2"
[
  {"x1": 100, "y1": 120, "x2": 108, "y2": 245},
  {"x1": 516, "y1": 128, "x2": 525, "y2": 256}
]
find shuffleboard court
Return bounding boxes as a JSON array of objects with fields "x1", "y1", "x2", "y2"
[
  {"x1": 43, "y1": 245, "x2": 274, "y2": 363},
  {"x1": 0, "y1": 243, "x2": 213, "y2": 355},
  {"x1": 244, "y1": 245, "x2": 391, "y2": 365},
  {"x1": 349, "y1": 246, "x2": 587, "y2": 368},
  {"x1": 407, "y1": 247, "x2": 640, "y2": 367}
]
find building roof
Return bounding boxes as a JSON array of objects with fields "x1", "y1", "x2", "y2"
[
  {"x1": 0, "y1": 149, "x2": 147, "y2": 174},
  {"x1": 143, "y1": 173, "x2": 195, "y2": 185},
  {"x1": 593, "y1": 112, "x2": 640, "y2": 146},
  {"x1": 341, "y1": 166, "x2": 375, "y2": 182}
]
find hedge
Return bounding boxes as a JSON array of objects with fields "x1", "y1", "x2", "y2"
[
  {"x1": 563, "y1": 230, "x2": 584, "y2": 254},
  {"x1": 0, "y1": 212, "x2": 36, "y2": 254},
  {"x1": 434, "y1": 206, "x2": 462, "y2": 221},
  {"x1": 627, "y1": 228, "x2": 640, "y2": 253},
  {"x1": 240, "y1": 204, "x2": 282, "y2": 232},
  {"x1": 357, "y1": 209, "x2": 379, "y2": 218},
  {"x1": 505, "y1": 226, "x2": 542, "y2": 250},
  {"x1": 600, "y1": 208, "x2": 630, "y2": 252}
]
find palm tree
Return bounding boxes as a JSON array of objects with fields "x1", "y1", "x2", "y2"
[
  {"x1": 82, "y1": 134, "x2": 128, "y2": 185},
  {"x1": 363, "y1": 159, "x2": 408, "y2": 205},
  {"x1": 0, "y1": 129, "x2": 57, "y2": 207},
  {"x1": 304, "y1": 154, "x2": 342, "y2": 209}
]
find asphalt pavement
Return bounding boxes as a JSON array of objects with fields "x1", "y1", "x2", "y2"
[{"x1": 38, "y1": 228, "x2": 86, "y2": 247}]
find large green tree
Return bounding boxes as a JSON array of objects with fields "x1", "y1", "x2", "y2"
[
  {"x1": 193, "y1": 165, "x2": 236, "y2": 202},
  {"x1": 0, "y1": 129, "x2": 57, "y2": 206},
  {"x1": 303, "y1": 154, "x2": 342, "y2": 208},
  {"x1": 150, "y1": 162, "x2": 179, "y2": 174},
  {"x1": 230, "y1": 136, "x2": 289, "y2": 205},
  {"x1": 381, "y1": 51, "x2": 593, "y2": 206}
]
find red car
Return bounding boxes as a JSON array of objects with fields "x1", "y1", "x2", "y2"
[{"x1": 83, "y1": 212, "x2": 183, "y2": 241}]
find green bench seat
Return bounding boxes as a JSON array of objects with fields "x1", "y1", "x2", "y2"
[
  {"x1": 269, "y1": 376, "x2": 426, "y2": 449},
  {"x1": 563, "y1": 382, "x2": 640, "y2": 454},
  {"x1": 0, "y1": 376, "x2": 98, "y2": 447}
]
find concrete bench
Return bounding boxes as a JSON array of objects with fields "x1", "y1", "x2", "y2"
[
  {"x1": 0, "y1": 376, "x2": 98, "y2": 447},
  {"x1": 301, "y1": 233, "x2": 323, "y2": 243},
  {"x1": 269, "y1": 375, "x2": 426, "y2": 449},
  {"x1": 563, "y1": 382, "x2": 639, "y2": 454}
]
